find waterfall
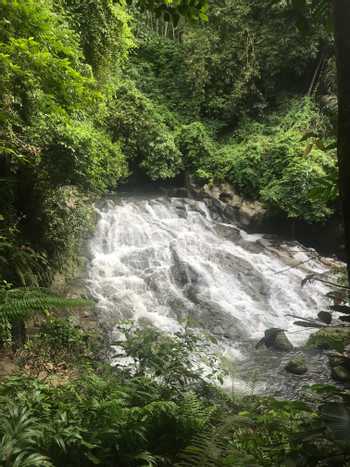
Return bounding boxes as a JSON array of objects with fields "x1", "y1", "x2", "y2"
[{"x1": 87, "y1": 194, "x2": 332, "y2": 395}]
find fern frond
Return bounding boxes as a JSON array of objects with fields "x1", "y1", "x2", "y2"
[
  {"x1": 175, "y1": 413, "x2": 239, "y2": 467},
  {"x1": 179, "y1": 393, "x2": 214, "y2": 430},
  {"x1": 175, "y1": 430, "x2": 220, "y2": 467},
  {"x1": 0, "y1": 287, "x2": 93, "y2": 322}
]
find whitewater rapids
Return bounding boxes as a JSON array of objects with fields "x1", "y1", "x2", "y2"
[{"x1": 87, "y1": 194, "x2": 333, "y2": 396}]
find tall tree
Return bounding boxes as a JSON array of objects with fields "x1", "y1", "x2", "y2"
[
  {"x1": 277, "y1": 0, "x2": 350, "y2": 282},
  {"x1": 121, "y1": 0, "x2": 208, "y2": 20},
  {"x1": 333, "y1": 0, "x2": 350, "y2": 282}
]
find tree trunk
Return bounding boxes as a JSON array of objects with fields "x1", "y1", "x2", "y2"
[
  {"x1": 11, "y1": 320, "x2": 26, "y2": 350},
  {"x1": 334, "y1": 0, "x2": 350, "y2": 284}
]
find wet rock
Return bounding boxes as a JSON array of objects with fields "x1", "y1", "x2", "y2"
[
  {"x1": 170, "y1": 248, "x2": 201, "y2": 289},
  {"x1": 317, "y1": 311, "x2": 332, "y2": 325},
  {"x1": 200, "y1": 182, "x2": 267, "y2": 229},
  {"x1": 223, "y1": 204, "x2": 239, "y2": 222},
  {"x1": 212, "y1": 251, "x2": 270, "y2": 303},
  {"x1": 168, "y1": 187, "x2": 190, "y2": 198},
  {"x1": 327, "y1": 350, "x2": 350, "y2": 383},
  {"x1": 214, "y1": 223, "x2": 241, "y2": 242},
  {"x1": 307, "y1": 327, "x2": 350, "y2": 352},
  {"x1": 258, "y1": 328, "x2": 294, "y2": 351},
  {"x1": 285, "y1": 355, "x2": 307, "y2": 375},
  {"x1": 187, "y1": 300, "x2": 247, "y2": 340},
  {"x1": 239, "y1": 200, "x2": 267, "y2": 229},
  {"x1": 331, "y1": 365, "x2": 350, "y2": 382},
  {"x1": 219, "y1": 191, "x2": 233, "y2": 203}
]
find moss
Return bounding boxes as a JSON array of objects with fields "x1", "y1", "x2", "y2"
[
  {"x1": 285, "y1": 355, "x2": 307, "y2": 375},
  {"x1": 306, "y1": 327, "x2": 350, "y2": 353}
]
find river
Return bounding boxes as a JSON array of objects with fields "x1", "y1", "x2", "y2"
[{"x1": 87, "y1": 193, "x2": 335, "y2": 397}]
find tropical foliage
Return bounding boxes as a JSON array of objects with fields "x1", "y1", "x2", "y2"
[
  {"x1": 0, "y1": 2, "x2": 348, "y2": 466},
  {"x1": 0, "y1": 0, "x2": 338, "y2": 291},
  {"x1": 1, "y1": 323, "x2": 350, "y2": 466}
]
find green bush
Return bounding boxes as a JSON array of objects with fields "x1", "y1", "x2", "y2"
[
  {"x1": 108, "y1": 82, "x2": 182, "y2": 180},
  {"x1": 42, "y1": 119, "x2": 128, "y2": 192},
  {"x1": 113, "y1": 323, "x2": 224, "y2": 393},
  {"x1": 176, "y1": 121, "x2": 218, "y2": 181},
  {"x1": 0, "y1": 0, "x2": 130, "y2": 287},
  {"x1": 60, "y1": 0, "x2": 134, "y2": 78},
  {"x1": 132, "y1": 0, "x2": 325, "y2": 124},
  {"x1": 0, "y1": 327, "x2": 317, "y2": 467},
  {"x1": 193, "y1": 98, "x2": 338, "y2": 222},
  {"x1": 0, "y1": 0, "x2": 96, "y2": 165},
  {"x1": 17, "y1": 317, "x2": 102, "y2": 372}
]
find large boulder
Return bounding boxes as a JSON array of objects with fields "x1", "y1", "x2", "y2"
[
  {"x1": 285, "y1": 355, "x2": 307, "y2": 375},
  {"x1": 257, "y1": 328, "x2": 294, "y2": 351},
  {"x1": 328, "y1": 348, "x2": 350, "y2": 383},
  {"x1": 307, "y1": 327, "x2": 350, "y2": 353},
  {"x1": 200, "y1": 182, "x2": 267, "y2": 230},
  {"x1": 331, "y1": 364, "x2": 350, "y2": 383},
  {"x1": 239, "y1": 200, "x2": 267, "y2": 229}
]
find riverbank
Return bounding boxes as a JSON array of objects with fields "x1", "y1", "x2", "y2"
[{"x1": 0, "y1": 189, "x2": 349, "y2": 465}]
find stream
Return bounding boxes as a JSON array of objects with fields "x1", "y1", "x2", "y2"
[{"x1": 87, "y1": 193, "x2": 336, "y2": 398}]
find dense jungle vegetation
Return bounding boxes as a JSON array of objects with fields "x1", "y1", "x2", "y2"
[{"x1": 1, "y1": 0, "x2": 350, "y2": 465}]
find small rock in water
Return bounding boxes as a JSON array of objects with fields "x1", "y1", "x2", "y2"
[
  {"x1": 317, "y1": 310, "x2": 332, "y2": 325},
  {"x1": 285, "y1": 355, "x2": 307, "y2": 375},
  {"x1": 344, "y1": 344, "x2": 350, "y2": 359},
  {"x1": 257, "y1": 328, "x2": 294, "y2": 351}
]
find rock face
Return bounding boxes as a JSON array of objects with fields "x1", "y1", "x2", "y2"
[
  {"x1": 257, "y1": 328, "x2": 294, "y2": 351},
  {"x1": 285, "y1": 355, "x2": 307, "y2": 375},
  {"x1": 327, "y1": 344, "x2": 350, "y2": 383},
  {"x1": 188, "y1": 180, "x2": 268, "y2": 230}
]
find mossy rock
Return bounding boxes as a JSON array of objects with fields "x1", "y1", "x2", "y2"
[
  {"x1": 331, "y1": 365, "x2": 350, "y2": 383},
  {"x1": 263, "y1": 328, "x2": 293, "y2": 351},
  {"x1": 306, "y1": 327, "x2": 350, "y2": 353},
  {"x1": 285, "y1": 355, "x2": 307, "y2": 375}
]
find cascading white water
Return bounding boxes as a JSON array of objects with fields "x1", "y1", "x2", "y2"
[{"x1": 87, "y1": 194, "x2": 333, "y2": 395}]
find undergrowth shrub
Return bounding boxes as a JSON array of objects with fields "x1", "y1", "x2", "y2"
[
  {"x1": 38, "y1": 186, "x2": 96, "y2": 272},
  {"x1": 176, "y1": 122, "x2": 218, "y2": 182},
  {"x1": 0, "y1": 0, "x2": 130, "y2": 288},
  {"x1": 113, "y1": 323, "x2": 224, "y2": 395},
  {"x1": 190, "y1": 98, "x2": 338, "y2": 222},
  {"x1": 0, "y1": 325, "x2": 320, "y2": 467},
  {"x1": 17, "y1": 317, "x2": 102, "y2": 378},
  {"x1": 0, "y1": 285, "x2": 91, "y2": 349},
  {"x1": 60, "y1": 0, "x2": 134, "y2": 79},
  {"x1": 42, "y1": 120, "x2": 128, "y2": 192}
]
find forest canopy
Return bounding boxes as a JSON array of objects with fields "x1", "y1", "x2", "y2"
[{"x1": 0, "y1": 0, "x2": 338, "y2": 285}]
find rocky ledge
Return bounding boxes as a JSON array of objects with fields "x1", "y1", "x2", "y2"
[{"x1": 181, "y1": 179, "x2": 268, "y2": 231}]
